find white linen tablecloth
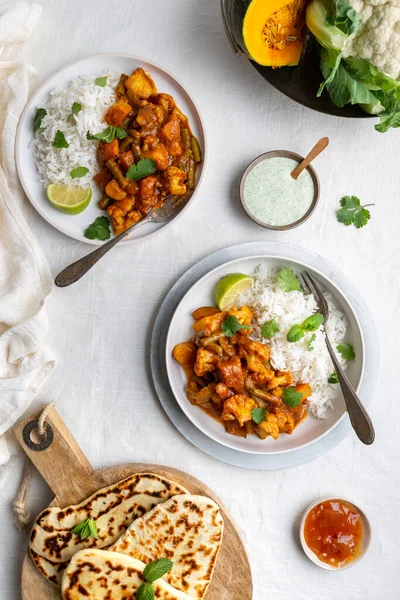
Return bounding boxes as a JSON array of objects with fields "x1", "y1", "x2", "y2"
[{"x1": 1, "y1": 1, "x2": 398, "y2": 599}]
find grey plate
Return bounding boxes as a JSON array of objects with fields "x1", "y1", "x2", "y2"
[{"x1": 150, "y1": 242, "x2": 379, "y2": 470}]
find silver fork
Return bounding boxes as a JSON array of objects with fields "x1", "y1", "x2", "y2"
[
  {"x1": 55, "y1": 190, "x2": 193, "y2": 287},
  {"x1": 300, "y1": 271, "x2": 375, "y2": 445}
]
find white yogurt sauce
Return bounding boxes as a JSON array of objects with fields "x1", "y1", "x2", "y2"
[{"x1": 243, "y1": 156, "x2": 315, "y2": 227}]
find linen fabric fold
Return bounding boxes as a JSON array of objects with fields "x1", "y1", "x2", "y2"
[{"x1": 0, "y1": 1, "x2": 54, "y2": 466}]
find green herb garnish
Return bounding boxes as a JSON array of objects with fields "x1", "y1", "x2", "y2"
[
  {"x1": 84, "y1": 216, "x2": 111, "y2": 241},
  {"x1": 328, "y1": 371, "x2": 339, "y2": 384},
  {"x1": 260, "y1": 318, "x2": 279, "y2": 339},
  {"x1": 70, "y1": 166, "x2": 89, "y2": 179},
  {"x1": 126, "y1": 158, "x2": 157, "y2": 180},
  {"x1": 286, "y1": 325, "x2": 305, "y2": 343},
  {"x1": 301, "y1": 313, "x2": 324, "y2": 331},
  {"x1": 95, "y1": 76, "x2": 107, "y2": 87},
  {"x1": 307, "y1": 334, "x2": 316, "y2": 351},
  {"x1": 87, "y1": 126, "x2": 127, "y2": 143},
  {"x1": 336, "y1": 196, "x2": 373, "y2": 229},
  {"x1": 251, "y1": 407, "x2": 267, "y2": 425},
  {"x1": 136, "y1": 583, "x2": 154, "y2": 600},
  {"x1": 52, "y1": 130, "x2": 69, "y2": 148},
  {"x1": 221, "y1": 315, "x2": 252, "y2": 337},
  {"x1": 282, "y1": 387, "x2": 304, "y2": 408},
  {"x1": 277, "y1": 267, "x2": 302, "y2": 292},
  {"x1": 72, "y1": 102, "x2": 82, "y2": 115},
  {"x1": 33, "y1": 108, "x2": 47, "y2": 132},
  {"x1": 287, "y1": 313, "x2": 324, "y2": 343},
  {"x1": 337, "y1": 343, "x2": 355, "y2": 360},
  {"x1": 143, "y1": 558, "x2": 173, "y2": 583},
  {"x1": 72, "y1": 518, "x2": 99, "y2": 540},
  {"x1": 136, "y1": 558, "x2": 174, "y2": 599}
]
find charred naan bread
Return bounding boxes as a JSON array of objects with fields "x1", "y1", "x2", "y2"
[
  {"x1": 61, "y1": 549, "x2": 194, "y2": 600},
  {"x1": 30, "y1": 473, "x2": 188, "y2": 585},
  {"x1": 111, "y1": 494, "x2": 224, "y2": 600}
]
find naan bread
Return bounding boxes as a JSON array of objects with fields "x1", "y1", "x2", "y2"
[
  {"x1": 30, "y1": 473, "x2": 188, "y2": 585},
  {"x1": 111, "y1": 494, "x2": 224, "y2": 600},
  {"x1": 61, "y1": 549, "x2": 194, "y2": 600}
]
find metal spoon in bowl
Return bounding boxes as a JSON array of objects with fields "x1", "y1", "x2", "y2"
[{"x1": 290, "y1": 137, "x2": 329, "y2": 180}]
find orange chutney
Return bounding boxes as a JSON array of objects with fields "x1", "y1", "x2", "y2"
[{"x1": 304, "y1": 499, "x2": 363, "y2": 568}]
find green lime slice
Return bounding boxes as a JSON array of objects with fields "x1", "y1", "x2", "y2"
[
  {"x1": 46, "y1": 184, "x2": 92, "y2": 215},
  {"x1": 214, "y1": 273, "x2": 253, "y2": 310}
]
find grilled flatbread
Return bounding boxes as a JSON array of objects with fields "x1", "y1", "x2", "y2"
[
  {"x1": 111, "y1": 494, "x2": 224, "y2": 600},
  {"x1": 30, "y1": 473, "x2": 188, "y2": 585},
  {"x1": 61, "y1": 549, "x2": 194, "y2": 600}
]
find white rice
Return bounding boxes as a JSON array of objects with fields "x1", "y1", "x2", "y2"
[
  {"x1": 237, "y1": 267, "x2": 350, "y2": 419},
  {"x1": 34, "y1": 73, "x2": 120, "y2": 188}
]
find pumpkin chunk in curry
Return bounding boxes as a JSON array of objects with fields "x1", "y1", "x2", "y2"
[
  {"x1": 173, "y1": 305, "x2": 311, "y2": 440},
  {"x1": 93, "y1": 68, "x2": 201, "y2": 235}
]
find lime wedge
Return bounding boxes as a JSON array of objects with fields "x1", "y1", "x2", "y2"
[
  {"x1": 46, "y1": 184, "x2": 92, "y2": 215},
  {"x1": 214, "y1": 273, "x2": 253, "y2": 310}
]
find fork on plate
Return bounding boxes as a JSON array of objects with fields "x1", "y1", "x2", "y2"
[
  {"x1": 55, "y1": 189, "x2": 193, "y2": 288},
  {"x1": 300, "y1": 271, "x2": 375, "y2": 445}
]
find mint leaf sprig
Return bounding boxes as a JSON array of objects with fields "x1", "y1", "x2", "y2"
[
  {"x1": 72, "y1": 518, "x2": 99, "y2": 541},
  {"x1": 33, "y1": 108, "x2": 47, "y2": 132},
  {"x1": 136, "y1": 558, "x2": 173, "y2": 600},
  {"x1": 286, "y1": 313, "x2": 324, "y2": 343},
  {"x1": 87, "y1": 126, "x2": 127, "y2": 143}
]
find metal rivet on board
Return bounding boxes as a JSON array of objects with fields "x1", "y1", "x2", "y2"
[{"x1": 22, "y1": 419, "x2": 54, "y2": 451}]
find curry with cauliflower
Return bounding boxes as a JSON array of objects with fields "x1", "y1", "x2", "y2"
[
  {"x1": 93, "y1": 68, "x2": 201, "y2": 235},
  {"x1": 173, "y1": 305, "x2": 311, "y2": 440}
]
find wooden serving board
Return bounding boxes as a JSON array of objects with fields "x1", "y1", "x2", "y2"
[{"x1": 13, "y1": 406, "x2": 253, "y2": 600}]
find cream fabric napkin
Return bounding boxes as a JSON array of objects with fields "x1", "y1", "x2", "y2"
[{"x1": 0, "y1": 1, "x2": 54, "y2": 465}]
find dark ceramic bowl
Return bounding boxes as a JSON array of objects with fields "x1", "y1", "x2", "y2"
[
  {"x1": 221, "y1": 0, "x2": 372, "y2": 119},
  {"x1": 240, "y1": 150, "x2": 320, "y2": 230}
]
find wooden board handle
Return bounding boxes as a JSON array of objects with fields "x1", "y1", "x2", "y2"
[{"x1": 13, "y1": 405, "x2": 101, "y2": 505}]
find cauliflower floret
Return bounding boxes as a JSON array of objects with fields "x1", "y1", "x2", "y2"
[
  {"x1": 194, "y1": 348, "x2": 218, "y2": 377},
  {"x1": 163, "y1": 166, "x2": 187, "y2": 195},
  {"x1": 343, "y1": 0, "x2": 400, "y2": 78},
  {"x1": 258, "y1": 413, "x2": 280, "y2": 440},
  {"x1": 221, "y1": 394, "x2": 256, "y2": 427}
]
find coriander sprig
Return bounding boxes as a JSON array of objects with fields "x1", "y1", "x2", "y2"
[
  {"x1": 221, "y1": 315, "x2": 252, "y2": 337},
  {"x1": 336, "y1": 196, "x2": 374, "y2": 229},
  {"x1": 260, "y1": 318, "x2": 279, "y2": 339},
  {"x1": 277, "y1": 267, "x2": 302, "y2": 292}
]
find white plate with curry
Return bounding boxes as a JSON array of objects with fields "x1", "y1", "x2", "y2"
[
  {"x1": 165, "y1": 255, "x2": 365, "y2": 455},
  {"x1": 16, "y1": 53, "x2": 206, "y2": 245}
]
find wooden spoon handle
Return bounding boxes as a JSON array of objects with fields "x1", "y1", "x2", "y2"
[{"x1": 291, "y1": 137, "x2": 329, "y2": 180}]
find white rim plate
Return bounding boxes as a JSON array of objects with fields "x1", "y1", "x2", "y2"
[
  {"x1": 165, "y1": 255, "x2": 365, "y2": 455},
  {"x1": 16, "y1": 53, "x2": 206, "y2": 245},
  {"x1": 150, "y1": 242, "x2": 378, "y2": 470}
]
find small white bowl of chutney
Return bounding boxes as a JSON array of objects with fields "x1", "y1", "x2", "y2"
[
  {"x1": 300, "y1": 497, "x2": 371, "y2": 570},
  {"x1": 240, "y1": 150, "x2": 320, "y2": 230}
]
